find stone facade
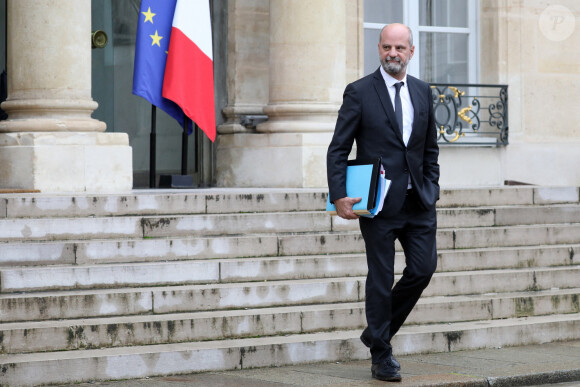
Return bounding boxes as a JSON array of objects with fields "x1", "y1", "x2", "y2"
[
  {"x1": 218, "y1": 0, "x2": 580, "y2": 188},
  {"x1": 0, "y1": 1, "x2": 578, "y2": 191},
  {"x1": 498, "y1": 0, "x2": 580, "y2": 186},
  {"x1": 216, "y1": 0, "x2": 363, "y2": 188}
]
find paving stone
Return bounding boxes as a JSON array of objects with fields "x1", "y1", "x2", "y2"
[
  {"x1": 438, "y1": 187, "x2": 534, "y2": 208},
  {"x1": 142, "y1": 212, "x2": 331, "y2": 237},
  {"x1": 151, "y1": 278, "x2": 362, "y2": 314},
  {"x1": 494, "y1": 205, "x2": 580, "y2": 226},
  {"x1": 3, "y1": 194, "x2": 206, "y2": 218},
  {"x1": 0, "y1": 216, "x2": 142, "y2": 241},
  {"x1": 75, "y1": 235, "x2": 279, "y2": 264},
  {"x1": 0, "y1": 241, "x2": 76, "y2": 266},
  {"x1": 0, "y1": 289, "x2": 153, "y2": 322},
  {"x1": 534, "y1": 187, "x2": 580, "y2": 205},
  {"x1": 0, "y1": 260, "x2": 220, "y2": 292}
]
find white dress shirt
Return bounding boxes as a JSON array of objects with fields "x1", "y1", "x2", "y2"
[
  {"x1": 380, "y1": 66, "x2": 414, "y2": 188},
  {"x1": 379, "y1": 65, "x2": 414, "y2": 146}
]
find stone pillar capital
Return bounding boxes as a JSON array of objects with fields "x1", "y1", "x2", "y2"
[{"x1": 259, "y1": 103, "x2": 341, "y2": 133}]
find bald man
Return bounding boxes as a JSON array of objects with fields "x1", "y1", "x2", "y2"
[{"x1": 327, "y1": 23, "x2": 439, "y2": 382}]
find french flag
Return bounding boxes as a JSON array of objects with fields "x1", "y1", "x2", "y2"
[{"x1": 163, "y1": 0, "x2": 216, "y2": 142}]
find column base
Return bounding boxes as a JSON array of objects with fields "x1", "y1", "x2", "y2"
[
  {"x1": 257, "y1": 103, "x2": 340, "y2": 133},
  {"x1": 0, "y1": 99, "x2": 106, "y2": 132},
  {"x1": 0, "y1": 132, "x2": 133, "y2": 193},
  {"x1": 216, "y1": 132, "x2": 333, "y2": 188},
  {"x1": 218, "y1": 105, "x2": 265, "y2": 134}
]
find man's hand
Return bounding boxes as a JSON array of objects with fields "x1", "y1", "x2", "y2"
[{"x1": 334, "y1": 196, "x2": 362, "y2": 220}]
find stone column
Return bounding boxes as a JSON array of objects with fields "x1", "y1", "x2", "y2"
[
  {"x1": 216, "y1": 0, "x2": 351, "y2": 188},
  {"x1": 218, "y1": 0, "x2": 270, "y2": 134},
  {"x1": 0, "y1": 0, "x2": 132, "y2": 192},
  {"x1": 257, "y1": 0, "x2": 346, "y2": 133}
]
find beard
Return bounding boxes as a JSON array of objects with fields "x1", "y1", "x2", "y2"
[{"x1": 381, "y1": 56, "x2": 408, "y2": 76}]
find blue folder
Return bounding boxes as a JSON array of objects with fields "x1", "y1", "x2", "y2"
[{"x1": 326, "y1": 158, "x2": 387, "y2": 218}]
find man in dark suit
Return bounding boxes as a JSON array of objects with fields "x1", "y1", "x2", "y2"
[{"x1": 327, "y1": 23, "x2": 439, "y2": 382}]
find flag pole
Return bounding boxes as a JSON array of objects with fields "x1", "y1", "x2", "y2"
[
  {"x1": 149, "y1": 105, "x2": 157, "y2": 188},
  {"x1": 181, "y1": 114, "x2": 189, "y2": 175},
  {"x1": 194, "y1": 122, "x2": 199, "y2": 173},
  {"x1": 159, "y1": 113, "x2": 193, "y2": 189}
]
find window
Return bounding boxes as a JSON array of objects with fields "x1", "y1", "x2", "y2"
[{"x1": 363, "y1": 0, "x2": 479, "y2": 83}]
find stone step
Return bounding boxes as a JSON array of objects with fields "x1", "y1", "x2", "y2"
[
  {"x1": 332, "y1": 203, "x2": 580, "y2": 232},
  {"x1": 409, "y1": 288, "x2": 580, "y2": 324},
  {"x1": 0, "y1": 260, "x2": 221, "y2": 292},
  {"x1": 0, "y1": 256, "x2": 366, "y2": 292},
  {"x1": 0, "y1": 212, "x2": 333, "y2": 242},
  {"x1": 0, "y1": 189, "x2": 326, "y2": 219},
  {"x1": 2, "y1": 266, "x2": 579, "y2": 322},
  {"x1": 2, "y1": 186, "x2": 578, "y2": 220},
  {"x1": 1, "y1": 313, "x2": 579, "y2": 386},
  {"x1": 437, "y1": 244, "x2": 578, "y2": 271},
  {"x1": 0, "y1": 287, "x2": 154, "y2": 323},
  {"x1": 1, "y1": 186, "x2": 578, "y2": 386},
  {"x1": 437, "y1": 186, "x2": 579, "y2": 207},
  {"x1": 452, "y1": 223, "x2": 580, "y2": 249},
  {"x1": 0, "y1": 235, "x2": 280, "y2": 267},
  {"x1": 2, "y1": 221, "x2": 578, "y2": 268},
  {"x1": 421, "y1": 266, "x2": 580, "y2": 297},
  {"x1": 0, "y1": 278, "x2": 360, "y2": 322},
  {"x1": 0, "y1": 207, "x2": 500, "y2": 243},
  {"x1": 494, "y1": 204, "x2": 580, "y2": 226},
  {"x1": 0, "y1": 216, "x2": 143, "y2": 242},
  {"x1": 143, "y1": 205, "x2": 576, "y2": 237},
  {"x1": 1, "y1": 203, "x2": 579, "y2": 243},
  {"x1": 142, "y1": 205, "x2": 499, "y2": 238},
  {"x1": 2, "y1": 244, "x2": 580, "y2": 292},
  {"x1": 141, "y1": 212, "x2": 331, "y2": 238},
  {"x1": 1, "y1": 288, "x2": 578, "y2": 355},
  {"x1": 0, "y1": 241, "x2": 77, "y2": 266},
  {"x1": 333, "y1": 206, "x2": 497, "y2": 230},
  {"x1": 278, "y1": 223, "x2": 580, "y2": 255}
]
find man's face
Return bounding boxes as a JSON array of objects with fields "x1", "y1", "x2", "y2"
[{"x1": 378, "y1": 26, "x2": 414, "y2": 79}]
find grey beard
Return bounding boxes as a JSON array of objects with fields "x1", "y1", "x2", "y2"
[
  {"x1": 381, "y1": 56, "x2": 406, "y2": 75},
  {"x1": 383, "y1": 61, "x2": 402, "y2": 74}
]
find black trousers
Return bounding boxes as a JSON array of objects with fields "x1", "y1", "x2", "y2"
[{"x1": 359, "y1": 191, "x2": 437, "y2": 363}]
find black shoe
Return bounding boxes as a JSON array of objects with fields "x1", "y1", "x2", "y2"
[
  {"x1": 361, "y1": 329, "x2": 400, "y2": 370},
  {"x1": 371, "y1": 358, "x2": 402, "y2": 382}
]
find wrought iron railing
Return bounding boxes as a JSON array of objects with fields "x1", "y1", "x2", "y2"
[{"x1": 430, "y1": 83, "x2": 508, "y2": 146}]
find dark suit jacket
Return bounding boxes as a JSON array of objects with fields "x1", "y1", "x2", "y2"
[{"x1": 327, "y1": 68, "x2": 440, "y2": 217}]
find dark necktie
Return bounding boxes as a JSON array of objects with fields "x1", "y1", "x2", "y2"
[{"x1": 394, "y1": 82, "x2": 404, "y2": 136}]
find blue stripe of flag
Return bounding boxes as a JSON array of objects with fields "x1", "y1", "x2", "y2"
[{"x1": 132, "y1": 0, "x2": 192, "y2": 132}]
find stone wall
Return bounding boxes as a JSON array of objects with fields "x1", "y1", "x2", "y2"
[
  {"x1": 500, "y1": 1, "x2": 580, "y2": 185},
  {"x1": 217, "y1": 0, "x2": 580, "y2": 188}
]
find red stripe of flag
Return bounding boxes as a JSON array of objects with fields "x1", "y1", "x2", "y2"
[{"x1": 163, "y1": 29, "x2": 215, "y2": 141}]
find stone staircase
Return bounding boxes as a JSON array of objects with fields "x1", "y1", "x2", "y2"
[{"x1": 1, "y1": 186, "x2": 580, "y2": 386}]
